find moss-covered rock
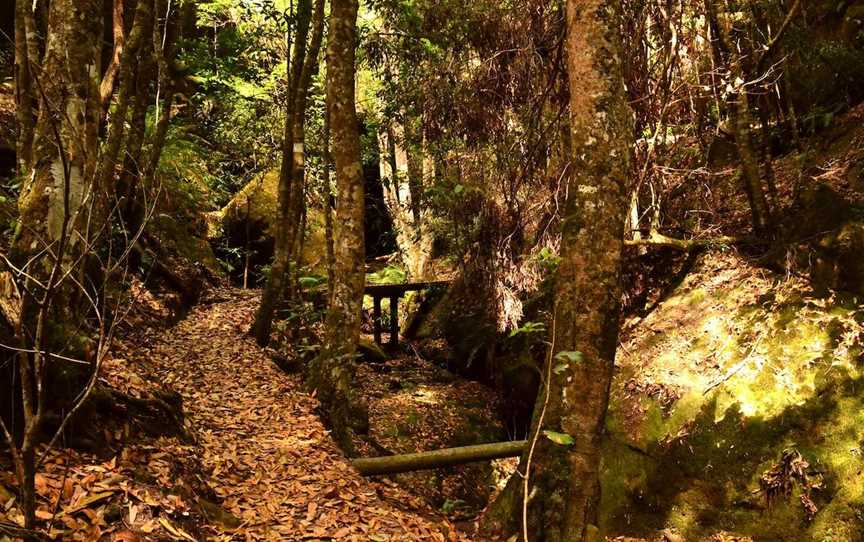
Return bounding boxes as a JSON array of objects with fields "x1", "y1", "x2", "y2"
[
  {"x1": 209, "y1": 169, "x2": 332, "y2": 282},
  {"x1": 602, "y1": 251, "x2": 864, "y2": 541}
]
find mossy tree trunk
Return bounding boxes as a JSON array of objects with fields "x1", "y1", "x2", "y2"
[
  {"x1": 8, "y1": 0, "x2": 105, "y2": 528},
  {"x1": 484, "y1": 1, "x2": 633, "y2": 540},
  {"x1": 308, "y1": 0, "x2": 369, "y2": 454},
  {"x1": 12, "y1": 0, "x2": 105, "y2": 272},
  {"x1": 5, "y1": 0, "x2": 175, "y2": 529}
]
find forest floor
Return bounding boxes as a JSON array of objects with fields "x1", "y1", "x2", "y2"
[
  {"x1": 356, "y1": 350, "x2": 513, "y2": 524},
  {"x1": 1, "y1": 286, "x2": 470, "y2": 541}
]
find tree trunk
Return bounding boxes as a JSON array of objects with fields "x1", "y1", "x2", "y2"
[
  {"x1": 100, "y1": 0, "x2": 126, "y2": 113},
  {"x1": 13, "y1": 0, "x2": 36, "y2": 176},
  {"x1": 12, "y1": 0, "x2": 104, "y2": 267},
  {"x1": 307, "y1": 0, "x2": 369, "y2": 455},
  {"x1": 704, "y1": 0, "x2": 772, "y2": 236},
  {"x1": 484, "y1": 1, "x2": 633, "y2": 540},
  {"x1": 378, "y1": 121, "x2": 433, "y2": 279},
  {"x1": 252, "y1": 0, "x2": 313, "y2": 345},
  {"x1": 287, "y1": 0, "x2": 326, "y2": 297},
  {"x1": 730, "y1": 81, "x2": 772, "y2": 235},
  {"x1": 9, "y1": 0, "x2": 105, "y2": 529},
  {"x1": 97, "y1": 0, "x2": 155, "y2": 198},
  {"x1": 323, "y1": 100, "x2": 336, "y2": 304}
]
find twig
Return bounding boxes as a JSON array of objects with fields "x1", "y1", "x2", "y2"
[{"x1": 45, "y1": 449, "x2": 71, "y2": 534}]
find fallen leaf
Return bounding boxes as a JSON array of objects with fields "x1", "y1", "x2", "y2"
[
  {"x1": 158, "y1": 517, "x2": 196, "y2": 542},
  {"x1": 35, "y1": 509, "x2": 54, "y2": 520},
  {"x1": 64, "y1": 491, "x2": 115, "y2": 515},
  {"x1": 113, "y1": 530, "x2": 141, "y2": 541}
]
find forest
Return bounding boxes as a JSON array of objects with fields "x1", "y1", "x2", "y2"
[{"x1": 1, "y1": 0, "x2": 864, "y2": 540}]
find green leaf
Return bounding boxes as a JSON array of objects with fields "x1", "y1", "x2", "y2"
[
  {"x1": 298, "y1": 275, "x2": 326, "y2": 289},
  {"x1": 542, "y1": 430, "x2": 575, "y2": 446},
  {"x1": 554, "y1": 351, "x2": 583, "y2": 364},
  {"x1": 453, "y1": 184, "x2": 465, "y2": 195},
  {"x1": 553, "y1": 363, "x2": 568, "y2": 375},
  {"x1": 508, "y1": 321, "x2": 546, "y2": 338}
]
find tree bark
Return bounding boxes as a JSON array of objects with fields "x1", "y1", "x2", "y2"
[
  {"x1": 730, "y1": 80, "x2": 772, "y2": 235},
  {"x1": 287, "y1": 0, "x2": 326, "y2": 291},
  {"x1": 9, "y1": 0, "x2": 105, "y2": 529},
  {"x1": 323, "y1": 98, "x2": 336, "y2": 304},
  {"x1": 13, "y1": 0, "x2": 36, "y2": 176},
  {"x1": 13, "y1": 0, "x2": 104, "y2": 266},
  {"x1": 308, "y1": 0, "x2": 369, "y2": 455},
  {"x1": 99, "y1": 0, "x2": 126, "y2": 113},
  {"x1": 484, "y1": 1, "x2": 633, "y2": 540},
  {"x1": 97, "y1": 0, "x2": 155, "y2": 198}
]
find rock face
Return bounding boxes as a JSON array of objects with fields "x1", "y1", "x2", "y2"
[{"x1": 603, "y1": 251, "x2": 864, "y2": 541}]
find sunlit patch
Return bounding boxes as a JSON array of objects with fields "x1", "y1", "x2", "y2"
[{"x1": 604, "y1": 251, "x2": 864, "y2": 538}]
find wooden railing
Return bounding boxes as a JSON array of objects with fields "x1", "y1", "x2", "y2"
[{"x1": 363, "y1": 280, "x2": 450, "y2": 346}]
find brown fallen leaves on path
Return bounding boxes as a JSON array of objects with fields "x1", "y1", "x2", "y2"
[
  {"x1": 1, "y1": 286, "x2": 470, "y2": 541},
  {"x1": 135, "y1": 287, "x2": 467, "y2": 541}
]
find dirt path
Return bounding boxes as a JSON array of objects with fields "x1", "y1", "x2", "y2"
[{"x1": 138, "y1": 287, "x2": 463, "y2": 541}]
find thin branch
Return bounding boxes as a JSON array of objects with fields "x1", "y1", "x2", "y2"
[{"x1": 755, "y1": 0, "x2": 802, "y2": 72}]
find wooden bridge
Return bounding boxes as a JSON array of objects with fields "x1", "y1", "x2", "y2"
[{"x1": 364, "y1": 280, "x2": 449, "y2": 346}]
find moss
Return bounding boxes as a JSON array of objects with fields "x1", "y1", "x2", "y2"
[
  {"x1": 151, "y1": 214, "x2": 220, "y2": 274},
  {"x1": 604, "y1": 252, "x2": 864, "y2": 540},
  {"x1": 599, "y1": 439, "x2": 655, "y2": 533},
  {"x1": 686, "y1": 288, "x2": 707, "y2": 306}
]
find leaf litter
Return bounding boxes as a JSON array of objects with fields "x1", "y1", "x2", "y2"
[{"x1": 1, "y1": 286, "x2": 468, "y2": 541}]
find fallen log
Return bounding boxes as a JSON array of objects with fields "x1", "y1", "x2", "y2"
[{"x1": 352, "y1": 440, "x2": 527, "y2": 475}]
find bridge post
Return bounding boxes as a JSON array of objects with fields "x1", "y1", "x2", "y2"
[
  {"x1": 389, "y1": 295, "x2": 399, "y2": 346},
  {"x1": 373, "y1": 296, "x2": 382, "y2": 345}
]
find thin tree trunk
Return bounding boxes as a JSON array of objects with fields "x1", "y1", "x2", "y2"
[
  {"x1": 97, "y1": 0, "x2": 155, "y2": 197},
  {"x1": 286, "y1": 0, "x2": 326, "y2": 300},
  {"x1": 100, "y1": 0, "x2": 126, "y2": 113},
  {"x1": 308, "y1": 0, "x2": 369, "y2": 455},
  {"x1": 484, "y1": 1, "x2": 633, "y2": 540},
  {"x1": 730, "y1": 80, "x2": 772, "y2": 235},
  {"x1": 252, "y1": 0, "x2": 312, "y2": 345},
  {"x1": 324, "y1": 100, "x2": 336, "y2": 304},
  {"x1": 704, "y1": 0, "x2": 772, "y2": 236},
  {"x1": 125, "y1": 0, "x2": 175, "y2": 232},
  {"x1": 404, "y1": 114, "x2": 424, "y2": 229},
  {"x1": 120, "y1": 40, "x2": 155, "y2": 218}
]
